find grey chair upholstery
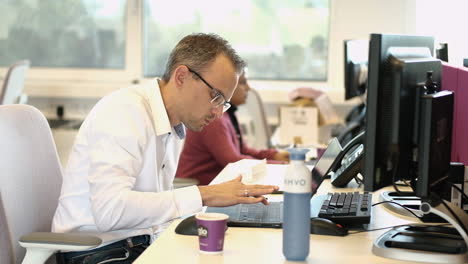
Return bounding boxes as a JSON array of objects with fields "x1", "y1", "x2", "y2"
[
  {"x1": 0, "y1": 60, "x2": 30, "y2": 105},
  {"x1": 242, "y1": 88, "x2": 272, "y2": 149},
  {"x1": 0, "y1": 104, "x2": 101, "y2": 264},
  {"x1": 0, "y1": 193, "x2": 14, "y2": 264}
]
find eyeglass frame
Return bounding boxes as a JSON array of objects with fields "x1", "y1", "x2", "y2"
[{"x1": 186, "y1": 66, "x2": 231, "y2": 112}]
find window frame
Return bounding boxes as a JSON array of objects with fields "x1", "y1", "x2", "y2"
[
  {"x1": 0, "y1": 1, "x2": 141, "y2": 84},
  {"x1": 0, "y1": 0, "x2": 333, "y2": 101}
]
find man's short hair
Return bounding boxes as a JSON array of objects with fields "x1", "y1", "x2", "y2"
[{"x1": 162, "y1": 33, "x2": 246, "y2": 82}]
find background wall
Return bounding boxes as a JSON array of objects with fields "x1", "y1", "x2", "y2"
[
  {"x1": 414, "y1": 0, "x2": 468, "y2": 66},
  {"x1": 245, "y1": 0, "x2": 419, "y2": 105},
  {"x1": 2, "y1": 1, "x2": 467, "y2": 165}
]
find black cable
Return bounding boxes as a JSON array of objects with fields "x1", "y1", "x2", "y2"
[
  {"x1": 354, "y1": 174, "x2": 363, "y2": 185},
  {"x1": 450, "y1": 183, "x2": 468, "y2": 203},
  {"x1": 348, "y1": 223, "x2": 413, "y2": 234},
  {"x1": 439, "y1": 198, "x2": 468, "y2": 235},
  {"x1": 348, "y1": 223, "x2": 451, "y2": 235},
  {"x1": 394, "y1": 179, "x2": 411, "y2": 187},
  {"x1": 391, "y1": 159, "x2": 415, "y2": 195},
  {"x1": 372, "y1": 200, "x2": 423, "y2": 219},
  {"x1": 391, "y1": 153, "x2": 408, "y2": 195},
  {"x1": 403, "y1": 179, "x2": 412, "y2": 186},
  {"x1": 394, "y1": 183, "x2": 409, "y2": 187}
]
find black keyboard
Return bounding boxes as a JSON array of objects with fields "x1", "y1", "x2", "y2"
[{"x1": 318, "y1": 192, "x2": 372, "y2": 225}]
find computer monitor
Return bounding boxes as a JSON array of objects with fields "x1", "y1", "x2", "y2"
[
  {"x1": 363, "y1": 33, "x2": 442, "y2": 192},
  {"x1": 340, "y1": 40, "x2": 369, "y2": 145},
  {"x1": 436, "y1": 43, "x2": 448, "y2": 62},
  {"x1": 416, "y1": 90, "x2": 454, "y2": 198},
  {"x1": 344, "y1": 39, "x2": 369, "y2": 100}
]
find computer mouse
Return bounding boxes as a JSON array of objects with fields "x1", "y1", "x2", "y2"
[
  {"x1": 310, "y1": 217, "x2": 348, "y2": 236},
  {"x1": 174, "y1": 215, "x2": 198, "y2": 236}
]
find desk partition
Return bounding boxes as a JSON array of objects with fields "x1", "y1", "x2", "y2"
[{"x1": 442, "y1": 63, "x2": 468, "y2": 165}]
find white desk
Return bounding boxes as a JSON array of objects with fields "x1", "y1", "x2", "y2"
[{"x1": 135, "y1": 164, "x2": 425, "y2": 264}]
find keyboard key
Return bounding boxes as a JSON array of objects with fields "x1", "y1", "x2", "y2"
[
  {"x1": 337, "y1": 193, "x2": 346, "y2": 206},
  {"x1": 318, "y1": 192, "x2": 372, "y2": 225},
  {"x1": 330, "y1": 193, "x2": 339, "y2": 207},
  {"x1": 344, "y1": 194, "x2": 352, "y2": 206}
]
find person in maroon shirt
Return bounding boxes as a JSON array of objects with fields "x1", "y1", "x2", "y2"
[{"x1": 176, "y1": 70, "x2": 289, "y2": 185}]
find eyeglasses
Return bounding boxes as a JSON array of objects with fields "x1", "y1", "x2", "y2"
[{"x1": 187, "y1": 67, "x2": 231, "y2": 112}]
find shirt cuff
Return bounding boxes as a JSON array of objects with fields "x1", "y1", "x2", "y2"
[{"x1": 172, "y1": 185, "x2": 203, "y2": 216}]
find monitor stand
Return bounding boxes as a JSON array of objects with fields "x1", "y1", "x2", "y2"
[
  {"x1": 372, "y1": 198, "x2": 468, "y2": 263},
  {"x1": 379, "y1": 191, "x2": 421, "y2": 217},
  {"x1": 379, "y1": 191, "x2": 446, "y2": 222}
]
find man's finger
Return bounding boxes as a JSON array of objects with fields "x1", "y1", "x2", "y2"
[
  {"x1": 246, "y1": 188, "x2": 277, "y2": 197},
  {"x1": 253, "y1": 184, "x2": 279, "y2": 190},
  {"x1": 232, "y1": 175, "x2": 243, "y2": 182},
  {"x1": 237, "y1": 196, "x2": 266, "y2": 204}
]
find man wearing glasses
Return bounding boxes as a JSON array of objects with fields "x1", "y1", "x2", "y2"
[{"x1": 52, "y1": 33, "x2": 279, "y2": 264}]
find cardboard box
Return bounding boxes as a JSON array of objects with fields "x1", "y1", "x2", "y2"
[
  {"x1": 291, "y1": 95, "x2": 342, "y2": 126},
  {"x1": 278, "y1": 94, "x2": 342, "y2": 146},
  {"x1": 279, "y1": 105, "x2": 318, "y2": 146}
]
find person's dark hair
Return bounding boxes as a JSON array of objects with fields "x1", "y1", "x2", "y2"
[{"x1": 162, "y1": 33, "x2": 246, "y2": 82}]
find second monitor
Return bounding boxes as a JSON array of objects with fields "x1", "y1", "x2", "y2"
[{"x1": 363, "y1": 33, "x2": 443, "y2": 192}]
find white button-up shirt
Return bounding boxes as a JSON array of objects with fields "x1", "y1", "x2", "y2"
[{"x1": 52, "y1": 79, "x2": 202, "y2": 244}]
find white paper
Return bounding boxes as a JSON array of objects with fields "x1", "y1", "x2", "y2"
[{"x1": 209, "y1": 159, "x2": 267, "y2": 185}]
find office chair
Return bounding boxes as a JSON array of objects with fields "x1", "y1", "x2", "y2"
[
  {"x1": 0, "y1": 193, "x2": 14, "y2": 264},
  {"x1": 242, "y1": 88, "x2": 272, "y2": 149},
  {"x1": 0, "y1": 60, "x2": 30, "y2": 105},
  {"x1": 0, "y1": 104, "x2": 102, "y2": 264},
  {"x1": 336, "y1": 121, "x2": 364, "y2": 146},
  {"x1": 335, "y1": 104, "x2": 366, "y2": 146}
]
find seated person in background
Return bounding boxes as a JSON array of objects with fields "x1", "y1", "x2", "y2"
[{"x1": 176, "y1": 69, "x2": 289, "y2": 185}]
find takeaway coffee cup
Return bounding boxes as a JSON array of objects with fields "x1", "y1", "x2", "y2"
[{"x1": 195, "y1": 213, "x2": 229, "y2": 254}]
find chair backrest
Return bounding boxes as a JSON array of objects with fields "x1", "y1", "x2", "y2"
[
  {"x1": 0, "y1": 104, "x2": 63, "y2": 263},
  {"x1": 0, "y1": 60, "x2": 30, "y2": 105},
  {"x1": 242, "y1": 88, "x2": 272, "y2": 149},
  {"x1": 0, "y1": 193, "x2": 14, "y2": 264}
]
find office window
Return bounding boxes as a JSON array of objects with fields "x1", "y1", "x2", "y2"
[
  {"x1": 143, "y1": 0, "x2": 329, "y2": 81},
  {"x1": 0, "y1": 0, "x2": 126, "y2": 69}
]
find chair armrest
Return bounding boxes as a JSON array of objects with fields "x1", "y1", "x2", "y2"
[
  {"x1": 19, "y1": 232, "x2": 102, "y2": 264},
  {"x1": 19, "y1": 232, "x2": 102, "y2": 251}
]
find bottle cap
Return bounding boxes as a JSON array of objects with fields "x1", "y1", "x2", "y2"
[{"x1": 287, "y1": 148, "x2": 309, "y2": 161}]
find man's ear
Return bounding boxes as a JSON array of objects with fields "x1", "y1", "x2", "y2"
[{"x1": 173, "y1": 65, "x2": 189, "y2": 87}]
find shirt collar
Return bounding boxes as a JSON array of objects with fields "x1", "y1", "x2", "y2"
[
  {"x1": 173, "y1": 123, "x2": 186, "y2": 139},
  {"x1": 145, "y1": 78, "x2": 185, "y2": 139},
  {"x1": 227, "y1": 104, "x2": 238, "y2": 113}
]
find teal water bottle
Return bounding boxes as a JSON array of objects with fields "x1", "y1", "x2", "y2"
[{"x1": 283, "y1": 148, "x2": 311, "y2": 261}]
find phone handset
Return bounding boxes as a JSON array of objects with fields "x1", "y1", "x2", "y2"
[{"x1": 329, "y1": 131, "x2": 366, "y2": 187}]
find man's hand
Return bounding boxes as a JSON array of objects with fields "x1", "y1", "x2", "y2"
[{"x1": 198, "y1": 175, "x2": 279, "y2": 207}]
